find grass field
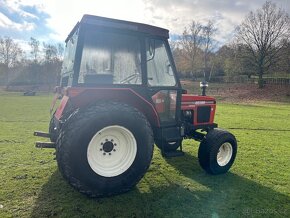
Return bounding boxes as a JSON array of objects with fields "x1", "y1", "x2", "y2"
[{"x1": 0, "y1": 91, "x2": 289, "y2": 218}]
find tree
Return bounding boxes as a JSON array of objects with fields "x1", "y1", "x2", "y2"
[
  {"x1": 56, "y1": 43, "x2": 64, "y2": 60},
  {"x1": 0, "y1": 36, "x2": 22, "y2": 68},
  {"x1": 179, "y1": 21, "x2": 203, "y2": 78},
  {"x1": 0, "y1": 36, "x2": 22, "y2": 83},
  {"x1": 178, "y1": 20, "x2": 217, "y2": 79},
  {"x1": 236, "y1": 1, "x2": 290, "y2": 88},
  {"x1": 42, "y1": 42, "x2": 64, "y2": 88},
  {"x1": 201, "y1": 20, "x2": 217, "y2": 80},
  {"x1": 29, "y1": 37, "x2": 40, "y2": 62},
  {"x1": 43, "y1": 42, "x2": 58, "y2": 63}
]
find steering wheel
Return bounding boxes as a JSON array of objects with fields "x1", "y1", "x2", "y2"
[{"x1": 120, "y1": 73, "x2": 140, "y2": 84}]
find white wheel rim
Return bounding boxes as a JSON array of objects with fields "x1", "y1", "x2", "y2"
[
  {"x1": 87, "y1": 125, "x2": 137, "y2": 177},
  {"x1": 217, "y1": 142, "x2": 233, "y2": 166}
]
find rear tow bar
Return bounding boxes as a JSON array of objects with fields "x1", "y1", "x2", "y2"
[{"x1": 34, "y1": 131, "x2": 56, "y2": 149}]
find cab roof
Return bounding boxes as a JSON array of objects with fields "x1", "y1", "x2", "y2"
[{"x1": 65, "y1": 14, "x2": 169, "y2": 42}]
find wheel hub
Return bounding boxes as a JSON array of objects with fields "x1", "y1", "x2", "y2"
[
  {"x1": 103, "y1": 141, "x2": 114, "y2": 153},
  {"x1": 217, "y1": 142, "x2": 233, "y2": 166},
  {"x1": 87, "y1": 125, "x2": 137, "y2": 177}
]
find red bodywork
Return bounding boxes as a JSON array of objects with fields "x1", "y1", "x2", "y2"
[
  {"x1": 181, "y1": 94, "x2": 216, "y2": 126},
  {"x1": 54, "y1": 87, "x2": 161, "y2": 127},
  {"x1": 54, "y1": 87, "x2": 216, "y2": 128}
]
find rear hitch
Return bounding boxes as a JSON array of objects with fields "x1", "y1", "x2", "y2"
[
  {"x1": 34, "y1": 131, "x2": 55, "y2": 148},
  {"x1": 35, "y1": 141, "x2": 56, "y2": 149},
  {"x1": 34, "y1": 131, "x2": 50, "y2": 138}
]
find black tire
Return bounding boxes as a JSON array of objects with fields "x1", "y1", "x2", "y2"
[
  {"x1": 49, "y1": 114, "x2": 58, "y2": 142},
  {"x1": 56, "y1": 102, "x2": 154, "y2": 197},
  {"x1": 198, "y1": 128, "x2": 237, "y2": 175},
  {"x1": 49, "y1": 102, "x2": 75, "y2": 142},
  {"x1": 155, "y1": 139, "x2": 182, "y2": 152}
]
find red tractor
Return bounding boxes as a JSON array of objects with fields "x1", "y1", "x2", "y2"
[{"x1": 35, "y1": 15, "x2": 237, "y2": 197}]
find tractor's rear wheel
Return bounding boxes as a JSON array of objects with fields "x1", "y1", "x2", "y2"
[
  {"x1": 198, "y1": 129, "x2": 237, "y2": 175},
  {"x1": 56, "y1": 102, "x2": 154, "y2": 197},
  {"x1": 49, "y1": 114, "x2": 58, "y2": 142},
  {"x1": 155, "y1": 140, "x2": 181, "y2": 152}
]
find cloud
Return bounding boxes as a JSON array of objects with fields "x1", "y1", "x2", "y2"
[
  {"x1": 39, "y1": 0, "x2": 147, "y2": 41},
  {"x1": 0, "y1": 12, "x2": 35, "y2": 31},
  {"x1": 4, "y1": 0, "x2": 38, "y2": 19},
  {"x1": 143, "y1": 0, "x2": 290, "y2": 44},
  {"x1": 0, "y1": 0, "x2": 289, "y2": 46},
  {"x1": 0, "y1": 0, "x2": 52, "y2": 41}
]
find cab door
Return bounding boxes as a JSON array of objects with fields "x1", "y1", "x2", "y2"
[{"x1": 146, "y1": 38, "x2": 182, "y2": 127}]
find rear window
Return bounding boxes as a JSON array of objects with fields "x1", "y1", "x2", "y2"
[{"x1": 79, "y1": 31, "x2": 142, "y2": 85}]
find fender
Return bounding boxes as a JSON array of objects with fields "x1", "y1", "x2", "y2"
[{"x1": 55, "y1": 87, "x2": 160, "y2": 127}]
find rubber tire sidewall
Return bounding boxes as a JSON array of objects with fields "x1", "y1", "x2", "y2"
[
  {"x1": 198, "y1": 129, "x2": 237, "y2": 175},
  {"x1": 56, "y1": 102, "x2": 154, "y2": 197},
  {"x1": 49, "y1": 113, "x2": 58, "y2": 142}
]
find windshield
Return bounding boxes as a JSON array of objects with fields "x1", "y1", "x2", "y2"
[
  {"x1": 147, "y1": 39, "x2": 176, "y2": 87},
  {"x1": 79, "y1": 31, "x2": 141, "y2": 85}
]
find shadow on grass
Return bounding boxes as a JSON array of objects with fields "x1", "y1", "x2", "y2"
[{"x1": 31, "y1": 152, "x2": 289, "y2": 218}]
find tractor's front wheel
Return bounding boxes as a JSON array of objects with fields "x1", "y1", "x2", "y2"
[
  {"x1": 56, "y1": 102, "x2": 154, "y2": 197},
  {"x1": 198, "y1": 129, "x2": 237, "y2": 175}
]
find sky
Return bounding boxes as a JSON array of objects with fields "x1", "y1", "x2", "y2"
[{"x1": 0, "y1": 0, "x2": 289, "y2": 47}]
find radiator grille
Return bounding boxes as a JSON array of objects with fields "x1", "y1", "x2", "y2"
[{"x1": 197, "y1": 106, "x2": 211, "y2": 123}]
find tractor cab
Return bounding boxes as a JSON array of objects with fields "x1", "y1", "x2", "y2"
[{"x1": 57, "y1": 15, "x2": 183, "y2": 146}]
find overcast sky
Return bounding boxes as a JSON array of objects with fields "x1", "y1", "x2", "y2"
[{"x1": 0, "y1": 0, "x2": 289, "y2": 46}]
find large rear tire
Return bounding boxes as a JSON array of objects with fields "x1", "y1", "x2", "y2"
[
  {"x1": 198, "y1": 129, "x2": 237, "y2": 175},
  {"x1": 48, "y1": 114, "x2": 58, "y2": 142},
  {"x1": 56, "y1": 102, "x2": 154, "y2": 197}
]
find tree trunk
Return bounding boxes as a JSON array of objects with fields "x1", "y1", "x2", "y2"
[
  {"x1": 258, "y1": 70, "x2": 264, "y2": 88},
  {"x1": 4, "y1": 65, "x2": 9, "y2": 85}
]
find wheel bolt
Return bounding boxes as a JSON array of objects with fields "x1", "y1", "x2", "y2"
[
  {"x1": 105, "y1": 139, "x2": 108, "y2": 142},
  {"x1": 113, "y1": 149, "x2": 116, "y2": 152},
  {"x1": 101, "y1": 142, "x2": 103, "y2": 145},
  {"x1": 103, "y1": 153, "x2": 106, "y2": 155},
  {"x1": 109, "y1": 153, "x2": 111, "y2": 155},
  {"x1": 100, "y1": 148, "x2": 103, "y2": 151},
  {"x1": 114, "y1": 143, "x2": 117, "y2": 146},
  {"x1": 111, "y1": 139, "x2": 114, "y2": 142}
]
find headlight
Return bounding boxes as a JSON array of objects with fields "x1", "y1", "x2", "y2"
[
  {"x1": 184, "y1": 110, "x2": 192, "y2": 117},
  {"x1": 183, "y1": 110, "x2": 193, "y2": 123}
]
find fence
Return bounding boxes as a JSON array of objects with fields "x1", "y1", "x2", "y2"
[{"x1": 210, "y1": 76, "x2": 290, "y2": 86}]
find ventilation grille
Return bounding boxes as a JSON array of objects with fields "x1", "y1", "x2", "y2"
[{"x1": 197, "y1": 106, "x2": 211, "y2": 123}]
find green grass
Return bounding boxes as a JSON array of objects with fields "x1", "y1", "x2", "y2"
[{"x1": 0, "y1": 91, "x2": 289, "y2": 217}]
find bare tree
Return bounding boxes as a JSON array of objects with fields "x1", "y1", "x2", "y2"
[
  {"x1": 236, "y1": 1, "x2": 290, "y2": 88},
  {"x1": 56, "y1": 43, "x2": 64, "y2": 60},
  {"x1": 0, "y1": 36, "x2": 22, "y2": 68},
  {"x1": 29, "y1": 37, "x2": 40, "y2": 62},
  {"x1": 42, "y1": 42, "x2": 63, "y2": 89},
  {"x1": 179, "y1": 21, "x2": 203, "y2": 78},
  {"x1": 178, "y1": 20, "x2": 216, "y2": 79},
  {"x1": 0, "y1": 36, "x2": 22, "y2": 83},
  {"x1": 43, "y1": 42, "x2": 58, "y2": 63},
  {"x1": 201, "y1": 20, "x2": 217, "y2": 80}
]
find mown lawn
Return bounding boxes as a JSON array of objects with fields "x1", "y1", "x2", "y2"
[{"x1": 0, "y1": 91, "x2": 289, "y2": 218}]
